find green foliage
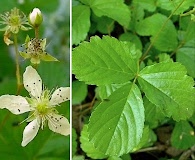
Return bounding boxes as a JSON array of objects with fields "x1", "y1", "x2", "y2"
[
  {"x1": 138, "y1": 62, "x2": 195, "y2": 121},
  {"x1": 80, "y1": 125, "x2": 107, "y2": 159},
  {"x1": 171, "y1": 121, "x2": 195, "y2": 149},
  {"x1": 88, "y1": 83, "x2": 144, "y2": 156},
  {"x1": 72, "y1": 5, "x2": 90, "y2": 45},
  {"x1": 72, "y1": 36, "x2": 141, "y2": 85},
  {"x1": 80, "y1": 0, "x2": 130, "y2": 27},
  {"x1": 72, "y1": 0, "x2": 195, "y2": 159},
  {"x1": 72, "y1": 80, "x2": 88, "y2": 105},
  {"x1": 136, "y1": 13, "x2": 178, "y2": 51}
]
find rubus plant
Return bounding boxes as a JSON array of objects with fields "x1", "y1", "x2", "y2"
[
  {"x1": 0, "y1": 4, "x2": 70, "y2": 154},
  {"x1": 72, "y1": 0, "x2": 195, "y2": 159}
]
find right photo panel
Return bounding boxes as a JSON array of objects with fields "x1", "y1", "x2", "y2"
[{"x1": 72, "y1": 0, "x2": 195, "y2": 160}]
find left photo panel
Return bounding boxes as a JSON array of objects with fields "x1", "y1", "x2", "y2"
[{"x1": 0, "y1": 0, "x2": 70, "y2": 159}]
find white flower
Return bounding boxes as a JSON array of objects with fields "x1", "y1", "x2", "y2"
[
  {"x1": 29, "y1": 8, "x2": 43, "y2": 27},
  {"x1": 0, "y1": 66, "x2": 70, "y2": 147}
]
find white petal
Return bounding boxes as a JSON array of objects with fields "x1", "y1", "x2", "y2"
[
  {"x1": 49, "y1": 87, "x2": 70, "y2": 106},
  {"x1": 0, "y1": 95, "x2": 30, "y2": 114},
  {"x1": 21, "y1": 118, "x2": 40, "y2": 147},
  {"x1": 23, "y1": 66, "x2": 42, "y2": 99},
  {"x1": 47, "y1": 113, "x2": 70, "y2": 136}
]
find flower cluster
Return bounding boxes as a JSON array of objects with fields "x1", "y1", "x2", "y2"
[{"x1": 0, "y1": 66, "x2": 70, "y2": 146}]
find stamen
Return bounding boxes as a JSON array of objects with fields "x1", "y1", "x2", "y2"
[{"x1": 19, "y1": 111, "x2": 36, "y2": 125}]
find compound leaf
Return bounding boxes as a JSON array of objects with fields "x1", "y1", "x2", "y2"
[{"x1": 138, "y1": 62, "x2": 195, "y2": 121}]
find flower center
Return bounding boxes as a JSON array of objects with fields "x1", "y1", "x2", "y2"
[
  {"x1": 30, "y1": 89, "x2": 51, "y2": 116},
  {"x1": 36, "y1": 101, "x2": 48, "y2": 115}
]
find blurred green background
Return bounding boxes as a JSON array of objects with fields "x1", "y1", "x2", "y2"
[{"x1": 0, "y1": 0, "x2": 70, "y2": 159}]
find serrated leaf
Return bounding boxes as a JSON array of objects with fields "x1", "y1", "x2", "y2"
[
  {"x1": 80, "y1": 0, "x2": 130, "y2": 27},
  {"x1": 136, "y1": 13, "x2": 178, "y2": 51},
  {"x1": 158, "y1": 53, "x2": 173, "y2": 63},
  {"x1": 171, "y1": 121, "x2": 195, "y2": 150},
  {"x1": 80, "y1": 125, "x2": 107, "y2": 159},
  {"x1": 157, "y1": 0, "x2": 194, "y2": 15},
  {"x1": 72, "y1": 36, "x2": 140, "y2": 85},
  {"x1": 138, "y1": 62, "x2": 195, "y2": 121},
  {"x1": 72, "y1": 5, "x2": 90, "y2": 45},
  {"x1": 176, "y1": 47, "x2": 195, "y2": 78},
  {"x1": 88, "y1": 83, "x2": 145, "y2": 156}
]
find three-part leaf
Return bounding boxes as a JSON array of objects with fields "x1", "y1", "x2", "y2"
[
  {"x1": 72, "y1": 36, "x2": 140, "y2": 85},
  {"x1": 138, "y1": 62, "x2": 195, "y2": 121},
  {"x1": 88, "y1": 83, "x2": 145, "y2": 156}
]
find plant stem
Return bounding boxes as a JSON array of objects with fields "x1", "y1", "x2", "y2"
[
  {"x1": 35, "y1": 26, "x2": 39, "y2": 39},
  {"x1": 13, "y1": 34, "x2": 22, "y2": 95},
  {"x1": 139, "y1": 0, "x2": 186, "y2": 63}
]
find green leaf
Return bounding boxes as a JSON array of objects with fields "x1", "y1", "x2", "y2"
[
  {"x1": 72, "y1": 155, "x2": 85, "y2": 160},
  {"x1": 80, "y1": 125, "x2": 107, "y2": 159},
  {"x1": 157, "y1": 0, "x2": 195, "y2": 15},
  {"x1": 133, "y1": 0, "x2": 156, "y2": 12},
  {"x1": 144, "y1": 96, "x2": 165, "y2": 129},
  {"x1": 119, "y1": 32, "x2": 143, "y2": 51},
  {"x1": 158, "y1": 53, "x2": 173, "y2": 63},
  {"x1": 98, "y1": 83, "x2": 128, "y2": 100},
  {"x1": 132, "y1": 125, "x2": 157, "y2": 151},
  {"x1": 88, "y1": 83, "x2": 145, "y2": 156},
  {"x1": 72, "y1": 36, "x2": 140, "y2": 85},
  {"x1": 136, "y1": 13, "x2": 178, "y2": 51},
  {"x1": 95, "y1": 16, "x2": 114, "y2": 34},
  {"x1": 72, "y1": 80, "x2": 88, "y2": 104},
  {"x1": 171, "y1": 121, "x2": 195, "y2": 149},
  {"x1": 80, "y1": 0, "x2": 130, "y2": 27},
  {"x1": 72, "y1": 5, "x2": 90, "y2": 45},
  {"x1": 138, "y1": 62, "x2": 195, "y2": 121},
  {"x1": 176, "y1": 47, "x2": 195, "y2": 78}
]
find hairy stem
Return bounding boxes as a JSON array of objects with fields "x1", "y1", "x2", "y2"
[
  {"x1": 13, "y1": 34, "x2": 22, "y2": 95},
  {"x1": 35, "y1": 26, "x2": 39, "y2": 39}
]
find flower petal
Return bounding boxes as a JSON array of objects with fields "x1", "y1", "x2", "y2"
[
  {"x1": 23, "y1": 66, "x2": 42, "y2": 99},
  {"x1": 0, "y1": 95, "x2": 30, "y2": 114},
  {"x1": 21, "y1": 118, "x2": 40, "y2": 147},
  {"x1": 50, "y1": 87, "x2": 70, "y2": 106},
  {"x1": 47, "y1": 113, "x2": 70, "y2": 136}
]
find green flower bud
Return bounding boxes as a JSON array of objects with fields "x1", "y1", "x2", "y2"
[{"x1": 29, "y1": 8, "x2": 43, "y2": 27}]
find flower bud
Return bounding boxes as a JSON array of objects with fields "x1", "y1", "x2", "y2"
[{"x1": 29, "y1": 8, "x2": 43, "y2": 27}]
